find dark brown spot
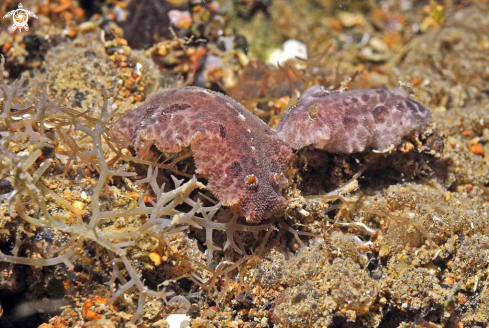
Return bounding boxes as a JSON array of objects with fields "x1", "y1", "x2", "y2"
[
  {"x1": 361, "y1": 94, "x2": 370, "y2": 102},
  {"x1": 142, "y1": 106, "x2": 158, "y2": 120},
  {"x1": 372, "y1": 106, "x2": 389, "y2": 124},
  {"x1": 343, "y1": 116, "x2": 358, "y2": 129},
  {"x1": 165, "y1": 103, "x2": 192, "y2": 113},
  {"x1": 219, "y1": 124, "x2": 226, "y2": 138},
  {"x1": 351, "y1": 97, "x2": 359, "y2": 103},
  {"x1": 229, "y1": 161, "x2": 242, "y2": 177}
]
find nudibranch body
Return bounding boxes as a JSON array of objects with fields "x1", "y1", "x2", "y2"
[
  {"x1": 115, "y1": 87, "x2": 292, "y2": 223},
  {"x1": 277, "y1": 85, "x2": 432, "y2": 153}
]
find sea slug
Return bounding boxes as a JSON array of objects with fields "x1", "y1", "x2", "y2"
[
  {"x1": 277, "y1": 85, "x2": 432, "y2": 153},
  {"x1": 115, "y1": 87, "x2": 292, "y2": 223}
]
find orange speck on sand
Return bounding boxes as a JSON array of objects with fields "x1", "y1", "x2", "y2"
[
  {"x1": 74, "y1": 8, "x2": 84, "y2": 20},
  {"x1": 118, "y1": 38, "x2": 128, "y2": 46},
  {"x1": 411, "y1": 77, "x2": 421, "y2": 86},
  {"x1": 468, "y1": 143, "x2": 485, "y2": 156},
  {"x1": 190, "y1": 48, "x2": 207, "y2": 72},
  {"x1": 128, "y1": 191, "x2": 140, "y2": 200},
  {"x1": 149, "y1": 251, "x2": 162, "y2": 266},
  {"x1": 82, "y1": 296, "x2": 109, "y2": 321},
  {"x1": 2, "y1": 43, "x2": 12, "y2": 53}
]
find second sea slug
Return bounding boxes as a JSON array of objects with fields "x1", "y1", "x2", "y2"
[
  {"x1": 115, "y1": 87, "x2": 292, "y2": 223},
  {"x1": 277, "y1": 85, "x2": 432, "y2": 153}
]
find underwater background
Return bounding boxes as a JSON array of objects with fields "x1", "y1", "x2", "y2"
[{"x1": 0, "y1": 0, "x2": 488, "y2": 327}]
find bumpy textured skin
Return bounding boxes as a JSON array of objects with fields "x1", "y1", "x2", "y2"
[
  {"x1": 277, "y1": 85, "x2": 432, "y2": 153},
  {"x1": 115, "y1": 87, "x2": 292, "y2": 223}
]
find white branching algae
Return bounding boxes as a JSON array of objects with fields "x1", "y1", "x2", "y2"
[{"x1": 0, "y1": 73, "x2": 272, "y2": 323}]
